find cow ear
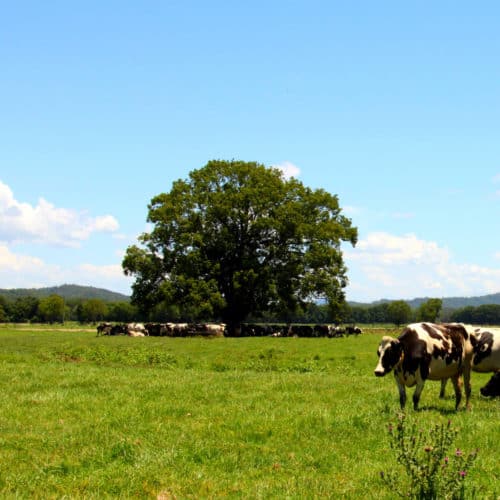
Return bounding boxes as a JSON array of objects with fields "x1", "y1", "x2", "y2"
[{"x1": 470, "y1": 335, "x2": 478, "y2": 347}]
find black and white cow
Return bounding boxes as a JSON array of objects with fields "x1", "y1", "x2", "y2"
[
  {"x1": 480, "y1": 372, "x2": 500, "y2": 397},
  {"x1": 374, "y1": 322, "x2": 474, "y2": 410},
  {"x1": 469, "y1": 327, "x2": 500, "y2": 372},
  {"x1": 439, "y1": 326, "x2": 500, "y2": 398}
]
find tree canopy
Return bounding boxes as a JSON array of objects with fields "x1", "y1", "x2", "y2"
[
  {"x1": 37, "y1": 294, "x2": 65, "y2": 323},
  {"x1": 416, "y1": 298, "x2": 443, "y2": 322},
  {"x1": 387, "y1": 300, "x2": 413, "y2": 327},
  {"x1": 122, "y1": 160, "x2": 358, "y2": 331}
]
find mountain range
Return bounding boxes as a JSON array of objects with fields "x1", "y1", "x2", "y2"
[
  {"x1": 0, "y1": 284, "x2": 129, "y2": 302},
  {"x1": 349, "y1": 292, "x2": 500, "y2": 309},
  {"x1": 1, "y1": 284, "x2": 500, "y2": 309}
]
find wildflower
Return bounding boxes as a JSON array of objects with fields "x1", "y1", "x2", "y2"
[
  {"x1": 444, "y1": 457, "x2": 449, "y2": 464},
  {"x1": 388, "y1": 424, "x2": 394, "y2": 433},
  {"x1": 455, "y1": 449, "x2": 463, "y2": 457},
  {"x1": 459, "y1": 471, "x2": 467, "y2": 478}
]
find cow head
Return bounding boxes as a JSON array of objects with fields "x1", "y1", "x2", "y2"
[
  {"x1": 480, "y1": 372, "x2": 500, "y2": 398},
  {"x1": 374, "y1": 336, "x2": 403, "y2": 377}
]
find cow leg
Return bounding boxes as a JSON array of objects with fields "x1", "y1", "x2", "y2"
[
  {"x1": 395, "y1": 377, "x2": 406, "y2": 409},
  {"x1": 412, "y1": 374, "x2": 425, "y2": 410},
  {"x1": 462, "y1": 364, "x2": 472, "y2": 410},
  {"x1": 439, "y1": 379, "x2": 447, "y2": 399},
  {"x1": 450, "y1": 374, "x2": 462, "y2": 410}
]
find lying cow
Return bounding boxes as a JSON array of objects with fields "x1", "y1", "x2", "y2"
[
  {"x1": 96, "y1": 322, "x2": 113, "y2": 336},
  {"x1": 374, "y1": 322, "x2": 473, "y2": 410},
  {"x1": 440, "y1": 326, "x2": 500, "y2": 397},
  {"x1": 480, "y1": 372, "x2": 500, "y2": 397},
  {"x1": 126, "y1": 322, "x2": 147, "y2": 337}
]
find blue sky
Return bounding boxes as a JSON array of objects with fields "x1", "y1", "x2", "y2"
[{"x1": 1, "y1": 1, "x2": 500, "y2": 302}]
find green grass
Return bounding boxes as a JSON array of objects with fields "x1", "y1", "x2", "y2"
[{"x1": 0, "y1": 327, "x2": 498, "y2": 498}]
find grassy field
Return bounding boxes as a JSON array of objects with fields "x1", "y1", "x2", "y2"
[{"x1": 0, "y1": 326, "x2": 498, "y2": 499}]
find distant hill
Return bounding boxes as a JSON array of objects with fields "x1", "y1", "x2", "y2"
[
  {"x1": 349, "y1": 292, "x2": 500, "y2": 309},
  {"x1": 0, "y1": 284, "x2": 130, "y2": 302}
]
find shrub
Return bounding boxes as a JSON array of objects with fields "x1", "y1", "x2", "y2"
[{"x1": 380, "y1": 414, "x2": 478, "y2": 499}]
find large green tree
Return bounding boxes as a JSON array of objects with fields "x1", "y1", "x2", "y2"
[
  {"x1": 416, "y1": 298, "x2": 443, "y2": 323},
  {"x1": 123, "y1": 160, "x2": 357, "y2": 332},
  {"x1": 10, "y1": 296, "x2": 39, "y2": 322},
  {"x1": 387, "y1": 300, "x2": 413, "y2": 327},
  {"x1": 77, "y1": 299, "x2": 109, "y2": 323},
  {"x1": 38, "y1": 294, "x2": 65, "y2": 323}
]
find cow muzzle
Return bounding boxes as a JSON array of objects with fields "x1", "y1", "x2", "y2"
[{"x1": 374, "y1": 369, "x2": 386, "y2": 377}]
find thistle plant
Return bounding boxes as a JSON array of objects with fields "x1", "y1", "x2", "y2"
[{"x1": 380, "y1": 414, "x2": 478, "y2": 499}]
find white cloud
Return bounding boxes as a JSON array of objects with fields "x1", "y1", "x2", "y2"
[
  {"x1": 0, "y1": 180, "x2": 119, "y2": 247},
  {"x1": 0, "y1": 243, "x2": 45, "y2": 273},
  {"x1": 391, "y1": 212, "x2": 415, "y2": 220},
  {"x1": 344, "y1": 232, "x2": 500, "y2": 302},
  {"x1": 0, "y1": 243, "x2": 132, "y2": 294},
  {"x1": 0, "y1": 243, "x2": 63, "y2": 288},
  {"x1": 492, "y1": 173, "x2": 500, "y2": 183},
  {"x1": 273, "y1": 161, "x2": 301, "y2": 179}
]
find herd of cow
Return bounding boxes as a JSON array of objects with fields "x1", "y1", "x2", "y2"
[
  {"x1": 96, "y1": 320, "x2": 499, "y2": 405},
  {"x1": 96, "y1": 322, "x2": 363, "y2": 338},
  {"x1": 96, "y1": 322, "x2": 227, "y2": 337},
  {"x1": 374, "y1": 322, "x2": 500, "y2": 408}
]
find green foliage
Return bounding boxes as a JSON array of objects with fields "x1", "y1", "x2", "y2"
[
  {"x1": 37, "y1": 294, "x2": 65, "y2": 323},
  {"x1": 381, "y1": 414, "x2": 478, "y2": 499},
  {"x1": 10, "y1": 296, "x2": 39, "y2": 322},
  {"x1": 107, "y1": 301, "x2": 138, "y2": 322},
  {"x1": 387, "y1": 300, "x2": 413, "y2": 327},
  {"x1": 0, "y1": 302, "x2": 7, "y2": 322},
  {"x1": 123, "y1": 160, "x2": 357, "y2": 329},
  {"x1": 450, "y1": 303, "x2": 500, "y2": 325},
  {"x1": 76, "y1": 299, "x2": 108, "y2": 323},
  {"x1": 416, "y1": 298, "x2": 443, "y2": 322}
]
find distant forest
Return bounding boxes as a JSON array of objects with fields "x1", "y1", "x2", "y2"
[
  {"x1": 0, "y1": 284, "x2": 129, "y2": 302},
  {"x1": 1, "y1": 285, "x2": 500, "y2": 325}
]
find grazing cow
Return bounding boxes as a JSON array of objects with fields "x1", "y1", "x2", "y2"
[
  {"x1": 440, "y1": 326, "x2": 500, "y2": 397},
  {"x1": 470, "y1": 327, "x2": 500, "y2": 372},
  {"x1": 374, "y1": 323, "x2": 474, "y2": 410},
  {"x1": 480, "y1": 372, "x2": 500, "y2": 397}
]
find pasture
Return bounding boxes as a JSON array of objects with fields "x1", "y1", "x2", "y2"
[{"x1": 0, "y1": 326, "x2": 498, "y2": 499}]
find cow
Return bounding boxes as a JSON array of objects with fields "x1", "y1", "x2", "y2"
[
  {"x1": 470, "y1": 327, "x2": 500, "y2": 372},
  {"x1": 440, "y1": 326, "x2": 500, "y2": 398},
  {"x1": 96, "y1": 322, "x2": 112, "y2": 336},
  {"x1": 197, "y1": 323, "x2": 226, "y2": 336},
  {"x1": 346, "y1": 325, "x2": 362, "y2": 335},
  {"x1": 374, "y1": 322, "x2": 474, "y2": 410},
  {"x1": 480, "y1": 372, "x2": 500, "y2": 397},
  {"x1": 126, "y1": 322, "x2": 147, "y2": 337}
]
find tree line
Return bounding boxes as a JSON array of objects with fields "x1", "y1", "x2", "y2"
[
  {"x1": 0, "y1": 294, "x2": 138, "y2": 324},
  {"x1": 1, "y1": 293, "x2": 500, "y2": 326}
]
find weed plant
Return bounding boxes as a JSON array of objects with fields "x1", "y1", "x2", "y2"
[{"x1": 380, "y1": 414, "x2": 479, "y2": 499}]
